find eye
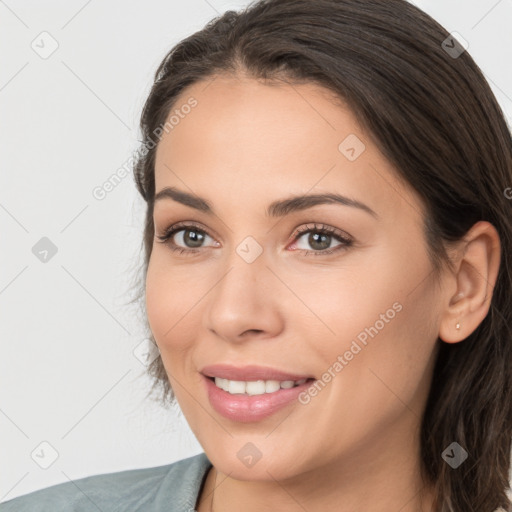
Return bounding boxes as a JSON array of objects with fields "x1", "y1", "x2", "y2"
[
  {"x1": 289, "y1": 222, "x2": 353, "y2": 256},
  {"x1": 155, "y1": 222, "x2": 217, "y2": 255},
  {"x1": 155, "y1": 221, "x2": 353, "y2": 257}
]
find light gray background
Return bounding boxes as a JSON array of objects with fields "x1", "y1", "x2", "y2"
[{"x1": 1, "y1": 0, "x2": 511, "y2": 501}]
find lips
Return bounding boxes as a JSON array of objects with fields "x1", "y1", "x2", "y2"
[
  {"x1": 203, "y1": 374, "x2": 313, "y2": 422},
  {"x1": 200, "y1": 364, "x2": 314, "y2": 382}
]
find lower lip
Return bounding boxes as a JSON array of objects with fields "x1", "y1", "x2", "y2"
[{"x1": 203, "y1": 375, "x2": 314, "y2": 423}]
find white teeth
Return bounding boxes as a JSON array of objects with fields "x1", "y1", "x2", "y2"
[
  {"x1": 265, "y1": 380, "x2": 281, "y2": 393},
  {"x1": 228, "y1": 380, "x2": 246, "y2": 394},
  {"x1": 213, "y1": 377, "x2": 308, "y2": 395},
  {"x1": 245, "y1": 380, "x2": 266, "y2": 395},
  {"x1": 215, "y1": 378, "x2": 229, "y2": 392}
]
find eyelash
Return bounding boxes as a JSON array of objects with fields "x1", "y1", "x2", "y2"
[{"x1": 155, "y1": 221, "x2": 353, "y2": 257}]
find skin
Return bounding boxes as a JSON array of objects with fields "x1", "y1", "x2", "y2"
[{"x1": 145, "y1": 73, "x2": 501, "y2": 512}]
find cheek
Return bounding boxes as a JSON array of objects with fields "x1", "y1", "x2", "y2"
[
  {"x1": 311, "y1": 245, "x2": 438, "y2": 414},
  {"x1": 298, "y1": 237, "x2": 436, "y2": 375},
  {"x1": 287, "y1": 248, "x2": 407, "y2": 357},
  {"x1": 145, "y1": 254, "x2": 200, "y2": 355},
  {"x1": 145, "y1": 259, "x2": 168, "y2": 342}
]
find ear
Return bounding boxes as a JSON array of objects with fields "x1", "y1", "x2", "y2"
[{"x1": 438, "y1": 221, "x2": 501, "y2": 344}]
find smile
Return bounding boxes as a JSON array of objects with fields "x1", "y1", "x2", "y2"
[{"x1": 212, "y1": 377, "x2": 308, "y2": 395}]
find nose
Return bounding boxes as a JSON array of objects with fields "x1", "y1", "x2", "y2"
[{"x1": 203, "y1": 250, "x2": 284, "y2": 344}]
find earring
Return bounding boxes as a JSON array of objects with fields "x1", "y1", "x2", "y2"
[{"x1": 455, "y1": 321, "x2": 460, "y2": 330}]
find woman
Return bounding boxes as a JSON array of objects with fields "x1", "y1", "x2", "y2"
[{"x1": 2, "y1": 0, "x2": 511, "y2": 511}]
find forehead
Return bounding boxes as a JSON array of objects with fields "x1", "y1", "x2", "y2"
[
  {"x1": 156, "y1": 75, "x2": 357, "y2": 167},
  {"x1": 153, "y1": 74, "x2": 423, "y2": 223}
]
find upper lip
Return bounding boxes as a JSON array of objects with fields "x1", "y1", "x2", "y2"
[{"x1": 201, "y1": 364, "x2": 313, "y2": 382}]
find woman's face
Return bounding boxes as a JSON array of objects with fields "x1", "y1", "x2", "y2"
[{"x1": 146, "y1": 74, "x2": 446, "y2": 480}]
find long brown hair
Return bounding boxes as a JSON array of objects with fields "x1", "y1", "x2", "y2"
[{"x1": 127, "y1": 1, "x2": 512, "y2": 509}]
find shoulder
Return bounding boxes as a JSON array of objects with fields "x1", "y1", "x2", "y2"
[{"x1": 0, "y1": 452, "x2": 211, "y2": 512}]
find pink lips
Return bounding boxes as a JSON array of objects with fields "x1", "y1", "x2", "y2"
[
  {"x1": 201, "y1": 364, "x2": 313, "y2": 382},
  {"x1": 201, "y1": 364, "x2": 315, "y2": 423}
]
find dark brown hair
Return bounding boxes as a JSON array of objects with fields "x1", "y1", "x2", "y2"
[{"x1": 127, "y1": 0, "x2": 512, "y2": 510}]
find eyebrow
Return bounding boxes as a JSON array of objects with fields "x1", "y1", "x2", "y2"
[{"x1": 153, "y1": 186, "x2": 378, "y2": 219}]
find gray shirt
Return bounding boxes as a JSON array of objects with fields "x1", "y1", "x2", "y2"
[{"x1": 0, "y1": 452, "x2": 212, "y2": 511}]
